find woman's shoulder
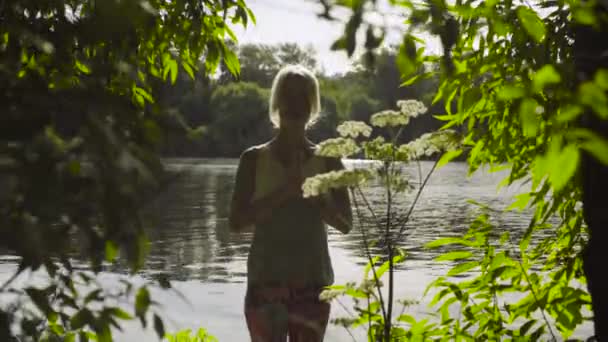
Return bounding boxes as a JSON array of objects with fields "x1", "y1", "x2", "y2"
[
  {"x1": 308, "y1": 145, "x2": 344, "y2": 171},
  {"x1": 239, "y1": 142, "x2": 272, "y2": 161}
]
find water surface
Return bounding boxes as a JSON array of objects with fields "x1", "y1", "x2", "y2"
[{"x1": 0, "y1": 159, "x2": 592, "y2": 341}]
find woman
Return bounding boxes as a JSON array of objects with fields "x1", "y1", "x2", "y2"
[{"x1": 229, "y1": 65, "x2": 352, "y2": 342}]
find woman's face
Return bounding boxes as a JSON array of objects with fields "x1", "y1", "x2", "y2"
[{"x1": 278, "y1": 75, "x2": 311, "y2": 128}]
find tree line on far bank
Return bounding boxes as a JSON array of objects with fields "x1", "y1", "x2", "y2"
[{"x1": 155, "y1": 42, "x2": 451, "y2": 158}]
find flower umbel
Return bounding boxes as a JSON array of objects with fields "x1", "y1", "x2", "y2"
[
  {"x1": 397, "y1": 99, "x2": 427, "y2": 117},
  {"x1": 370, "y1": 110, "x2": 410, "y2": 127},
  {"x1": 402, "y1": 130, "x2": 461, "y2": 158},
  {"x1": 316, "y1": 137, "x2": 361, "y2": 158},
  {"x1": 302, "y1": 169, "x2": 373, "y2": 197},
  {"x1": 337, "y1": 121, "x2": 373, "y2": 138}
]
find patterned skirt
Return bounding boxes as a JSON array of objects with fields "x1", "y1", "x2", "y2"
[{"x1": 244, "y1": 284, "x2": 331, "y2": 342}]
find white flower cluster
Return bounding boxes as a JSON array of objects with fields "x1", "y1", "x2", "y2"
[
  {"x1": 302, "y1": 169, "x2": 373, "y2": 198},
  {"x1": 319, "y1": 289, "x2": 342, "y2": 302},
  {"x1": 397, "y1": 99, "x2": 427, "y2": 117},
  {"x1": 370, "y1": 110, "x2": 410, "y2": 127},
  {"x1": 336, "y1": 120, "x2": 372, "y2": 138},
  {"x1": 402, "y1": 130, "x2": 460, "y2": 158},
  {"x1": 358, "y1": 278, "x2": 381, "y2": 293},
  {"x1": 316, "y1": 137, "x2": 360, "y2": 158}
]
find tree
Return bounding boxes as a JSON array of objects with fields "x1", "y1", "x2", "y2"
[
  {"x1": 574, "y1": 4, "x2": 608, "y2": 338},
  {"x1": 207, "y1": 82, "x2": 271, "y2": 156},
  {"x1": 219, "y1": 42, "x2": 318, "y2": 87},
  {"x1": 0, "y1": 0, "x2": 252, "y2": 340},
  {"x1": 322, "y1": 0, "x2": 608, "y2": 339}
]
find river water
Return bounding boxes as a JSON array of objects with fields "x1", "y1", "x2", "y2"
[{"x1": 0, "y1": 159, "x2": 594, "y2": 341}]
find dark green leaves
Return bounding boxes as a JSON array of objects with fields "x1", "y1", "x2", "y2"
[
  {"x1": 153, "y1": 314, "x2": 165, "y2": 339},
  {"x1": 26, "y1": 287, "x2": 55, "y2": 316},
  {"x1": 516, "y1": 6, "x2": 546, "y2": 43},
  {"x1": 135, "y1": 287, "x2": 151, "y2": 326},
  {"x1": 70, "y1": 309, "x2": 94, "y2": 330},
  {"x1": 397, "y1": 35, "x2": 420, "y2": 79}
]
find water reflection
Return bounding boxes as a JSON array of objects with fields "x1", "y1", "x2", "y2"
[{"x1": 129, "y1": 159, "x2": 535, "y2": 283}]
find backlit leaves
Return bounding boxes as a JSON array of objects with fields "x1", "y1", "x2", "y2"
[{"x1": 516, "y1": 6, "x2": 546, "y2": 43}]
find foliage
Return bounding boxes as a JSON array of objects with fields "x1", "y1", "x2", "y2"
[
  {"x1": 218, "y1": 42, "x2": 318, "y2": 87},
  {"x1": 143, "y1": 42, "x2": 450, "y2": 157},
  {"x1": 305, "y1": 100, "x2": 461, "y2": 341},
  {"x1": 207, "y1": 82, "x2": 271, "y2": 156},
  {"x1": 165, "y1": 328, "x2": 218, "y2": 342},
  {"x1": 0, "y1": 0, "x2": 252, "y2": 340},
  {"x1": 321, "y1": 0, "x2": 608, "y2": 340}
]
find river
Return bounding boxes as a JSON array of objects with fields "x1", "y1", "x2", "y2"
[{"x1": 0, "y1": 159, "x2": 593, "y2": 341}]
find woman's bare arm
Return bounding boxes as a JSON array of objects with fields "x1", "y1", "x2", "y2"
[
  {"x1": 229, "y1": 148, "x2": 299, "y2": 232},
  {"x1": 312, "y1": 158, "x2": 353, "y2": 234}
]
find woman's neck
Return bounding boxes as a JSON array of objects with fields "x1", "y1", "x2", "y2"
[{"x1": 276, "y1": 127, "x2": 307, "y2": 150}]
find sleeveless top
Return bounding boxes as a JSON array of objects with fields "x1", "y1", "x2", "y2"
[{"x1": 247, "y1": 144, "x2": 334, "y2": 287}]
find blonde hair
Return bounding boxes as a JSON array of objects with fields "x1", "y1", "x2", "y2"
[{"x1": 268, "y1": 65, "x2": 321, "y2": 128}]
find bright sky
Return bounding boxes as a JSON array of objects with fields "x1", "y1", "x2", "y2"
[{"x1": 233, "y1": 0, "x2": 441, "y2": 75}]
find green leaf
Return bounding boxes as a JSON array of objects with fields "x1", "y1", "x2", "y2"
[
  {"x1": 153, "y1": 314, "x2": 165, "y2": 339},
  {"x1": 533, "y1": 65, "x2": 561, "y2": 92},
  {"x1": 375, "y1": 254, "x2": 405, "y2": 279},
  {"x1": 557, "y1": 105, "x2": 583, "y2": 123},
  {"x1": 182, "y1": 60, "x2": 195, "y2": 80},
  {"x1": 223, "y1": 47, "x2": 240, "y2": 77},
  {"x1": 519, "y1": 98, "x2": 540, "y2": 137},
  {"x1": 571, "y1": 129, "x2": 608, "y2": 165},
  {"x1": 84, "y1": 289, "x2": 103, "y2": 304},
  {"x1": 547, "y1": 144, "x2": 580, "y2": 191},
  {"x1": 75, "y1": 60, "x2": 91, "y2": 74},
  {"x1": 107, "y1": 308, "x2": 133, "y2": 320},
  {"x1": 497, "y1": 85, "x2": 525, "y2": 101},
  {"x1": 105, "y1": 241, "x2": 118, "y2": 262},
  {"x1": 572, "y1": 6, "x2": 597, "y2": 25},
  {"x1": 364, "y1": 256, "x2": 381, "y2": 279},
  {"x1": 135, "y1": 287, "x2": 151, "y2": 320},
  {"x1": 133, "y1": 86, "x2": 155, "y2": 105},
  {"x1": 595, "y1": 69, "x2": 608, "y2": 90},
  {"x1": 144, "y1": 120, "x2": 162, "y2": 145},
  {"x1": 67, "y1": 160, "x2": 81, "y2": 176},
  {"x1": 401, "y1": 72, "x2": 434, "y2": 86},
  {"x1": 437, "y1": 149, "x2": 463, "y2": 168},
  {"x1": 447, "y1": 261, "x2": 479, "y2": 276},
  {"x1": 435, "y1": 251, "x2": 474, "y2": 262},
  {"x1": 70, "y1": 309, "x2": 94, "y2": 330},
  {"x1": 345, "y1": 287, "x2": 368, "y2": 298},
  {"x1": 507, "y1": 193, "x2": 531, "y2": 211},
  {"x1": 397, "y1": 314, "x2": 416, "y2": 324},
  {"x1": 425, "y1": 237, "x2": 474, "y2": 249},
  {"x1": 579, "y1": 82, "x2": 608, "y2": 119},
  {"x1": 519, "y1": 319, "x2": 537, "y2": 335},
  {"x1": 25, "y1": 288, "x2": 53, "y2": 315},
  {"x1": 517, "y1": 6, "x2": 546, "y2": 43}
]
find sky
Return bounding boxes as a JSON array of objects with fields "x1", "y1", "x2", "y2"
[{"x1": 232, "y1": 0, "x2": 441, "y2": 75}]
